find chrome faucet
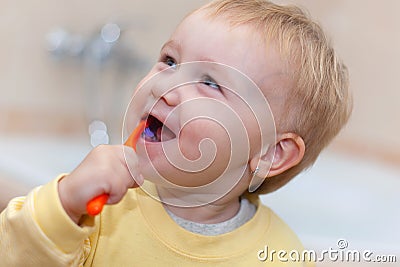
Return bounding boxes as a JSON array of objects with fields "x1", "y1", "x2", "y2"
[{"x1": 46, "y1": 23, "x2": 149, "y2": 146}]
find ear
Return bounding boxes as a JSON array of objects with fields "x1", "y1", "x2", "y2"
[{"x1": 249, "y1": 133, "x2": 305, "y2": 178}]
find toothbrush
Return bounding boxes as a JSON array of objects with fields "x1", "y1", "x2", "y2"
[{"x1": 86, "y1": 120, "x2": 147, "y2": 216}]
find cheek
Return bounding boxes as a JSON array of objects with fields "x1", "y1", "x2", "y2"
[
  {"x1": 178, "y1": 119, "x2": 231, "y2": 162},
  {"x1": 243, "y1": 113, "x2": 262, "y2": 156},
  {"x1": 137, "y1": 122, "x2": 231, "y2": 187},
  {"x1": 230, "y1": 97, "x2": 263, "y2": 157}
]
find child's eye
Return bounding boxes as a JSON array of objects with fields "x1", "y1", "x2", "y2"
[
  {"x1": 202, "y1": 76, "x2": 221, "y2": 90},
  {"x1": 163, "y1": 56, "x2": 177, "y2": 69}
]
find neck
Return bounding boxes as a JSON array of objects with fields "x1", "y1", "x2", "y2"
[{"x1": 158, "y1": 186, "x2": 241, "y2": 224}]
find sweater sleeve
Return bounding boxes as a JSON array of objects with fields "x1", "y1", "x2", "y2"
[{"x1": 0, "y1": 175, "x2": 96, "y2": 267}]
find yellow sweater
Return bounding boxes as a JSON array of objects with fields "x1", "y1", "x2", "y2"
[{"x1": 0, "y1": 176, "x2": 313, "y2": 266}]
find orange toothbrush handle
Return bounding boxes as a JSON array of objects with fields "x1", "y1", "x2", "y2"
[
  {"x1": 86, "y1": 194, "x2": 109, "y2": 216},
  {"x1": 124, "y1": 120, "x2": 147, "y2": 150},
  {"x1": 86, "y1": 120, "x2": 147, "y2": 216}
]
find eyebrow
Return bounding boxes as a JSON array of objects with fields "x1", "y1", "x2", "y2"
[
  {"x1": 161, "y1": 39, "x2": 181, "y2": 53},
  {"x1": 161, "y1": 39, "x2": 218, "y2": 63},
  {"x1": 197, "y1": 56, "x2": 217, "y2": 63}
]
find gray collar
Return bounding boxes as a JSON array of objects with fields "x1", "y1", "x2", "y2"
[{"x1": 165, "y1": 198, "x2": 256, "y2": 236}]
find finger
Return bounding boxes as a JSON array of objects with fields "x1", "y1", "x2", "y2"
[{"x1": 121, "y1": 145, "x2": 144, "y2": 188}]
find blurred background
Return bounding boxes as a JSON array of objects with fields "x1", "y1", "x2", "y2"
[{"x1": 0, "y1": 0, "x2": 399, "y2": 265}]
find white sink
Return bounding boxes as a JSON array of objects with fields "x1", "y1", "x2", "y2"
[{"x1": 0, "y1": 135, "x2": 92, "y2": 187}]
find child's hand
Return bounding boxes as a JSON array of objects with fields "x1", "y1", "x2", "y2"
[{"x1": 58, "y1": 145, "x2": 143, "y2": 224}]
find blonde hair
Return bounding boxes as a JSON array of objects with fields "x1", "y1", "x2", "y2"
[{"x1": 199, "y1": 0, "x2": 352, "y2": 194}]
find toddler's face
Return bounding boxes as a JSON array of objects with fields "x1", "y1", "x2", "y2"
[{"x1": 131, "y1": 11, "x2": 287, "y2": 196}]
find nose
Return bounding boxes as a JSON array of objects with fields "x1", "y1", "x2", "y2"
[
  {"x1": 151, "y1": 79, "x2": 196, "y2": 107},
  {"x1": 150, "y1": 65, "x2": 203, "y2": 107},
  {"x1": 148, "y1": 68, "x2": 179, "y2": 106},
  {"x1": 150, "y1": 81, "x2": 181, "y2": 106},
  {"x1": 162, "y1": 88, "x2": 182, "y2": 106}
]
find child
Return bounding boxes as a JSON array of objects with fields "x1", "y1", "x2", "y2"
[{"x1": 0, "y1": 0, "x2": 351, "y2": 266}]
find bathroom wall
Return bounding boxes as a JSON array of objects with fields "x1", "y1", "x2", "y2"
[
  {"x1": 0, "y1": 0, "x2": 207, "y2": 139},
  {"x1": 277, "y1": 0, "x2": 400, "y2": 167}
]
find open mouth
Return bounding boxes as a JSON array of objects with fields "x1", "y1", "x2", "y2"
[{"x1": 142, "y1": 115, "x2": 176, "y2": 142}]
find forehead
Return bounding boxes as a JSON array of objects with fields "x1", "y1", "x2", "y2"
[{"x1": 170, "y1": 11, "x2": 290, "y2": 94}]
